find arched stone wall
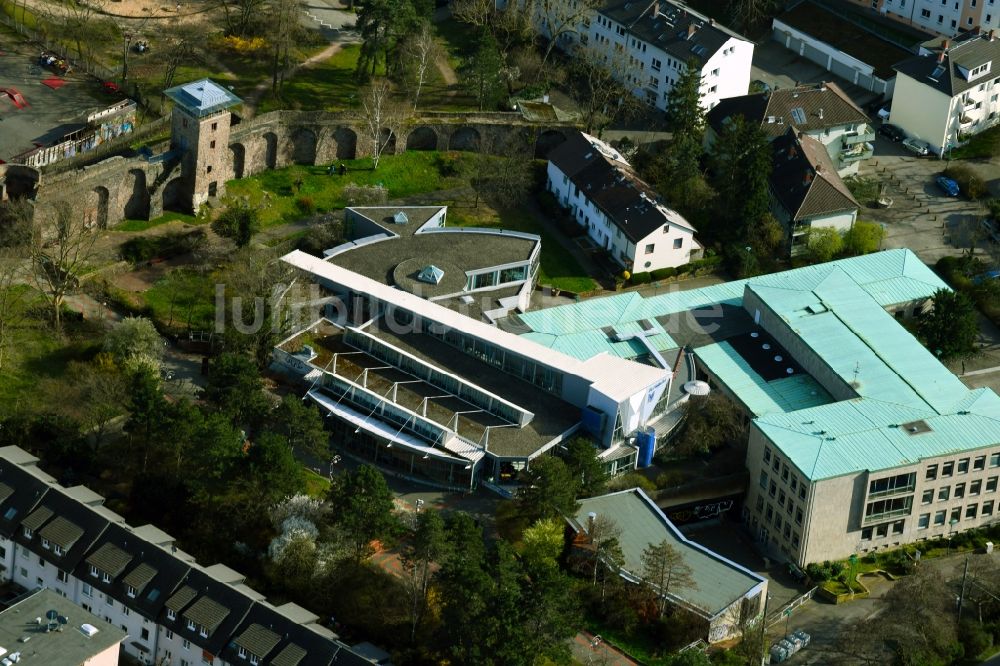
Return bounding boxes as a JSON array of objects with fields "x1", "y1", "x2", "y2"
[
  {"x1": 124, "y1": 169, "x2": 150, "y2": 221},
  {"x1": 92, "y1": 186, "x2": 110, "y2": 229},
  {"x1": 230, "y1": 143, "x2": 246, "y2": 179},
  {"x1": 288, "y1": 128, "x2": 318, "y2": 165},
  {"x1": 405, "y1": 126, "x2": 438, "y2": 151},
  {"x1": 535, "y1": 129, "x2": 568, "y2": 158},
  {"x1": 162, "y1": 177, "x2": 188, "y2": 214},
  {"x1": 264, "y1": 132, "x2": 278, "y2": 169},
  {"x1": 449, "y1": 127, "x2": 481, "y2": 152},
  {"x1": 334, "y1": 127, "x2": 357, "y2": 160}
]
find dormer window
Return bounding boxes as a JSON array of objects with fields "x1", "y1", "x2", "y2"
[
  {"x1": 250, "y1": 656, "x2": 259, "y2": 665},
  {"x1": 53, "y1": 544, "x2": 63, "y2": 556},
  {"x1": 971, "y1": 62, "x2": 993, "y2": 80},
  {"x1": 90, "y1": 565, "x2": 99, "y2": 578},
  {"x1": 187, "y1": 619, "x2": 196, "y2": 631},
  {"x1": 199, "y1": 625, "x2": 209, "y2": 638},
  {"x1": 22, "y1": 527, "x2": 31, "y2": 539},
  {"x1": 126, "y1": 585, "x2": 136, "y2": 598},
  {"x1": 167, "y1": 609, "x2": 176, "y2": 621},
  {"x1": 41, "y1": 539, "x2": 49, "y2": 550},
  {"x1": 101, "y1": 572, "x2": 111, "y2": 583},
  {"x1": 238, "y1": 647, "x2": 247, "y2": 659}
]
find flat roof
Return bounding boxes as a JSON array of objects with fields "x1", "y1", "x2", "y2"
[
  {"x1": 573, "y1": 490, "x2": 764, "y2": 617},
  {"x1": 282, "y1": 250, "x2": 670, "y2": 403},
  {"x1": 0, "y1": 588, "x2": 125, "y2": 663},
  {"x1": 695, "y1": 341, "x2": 833, "y2": 415}
]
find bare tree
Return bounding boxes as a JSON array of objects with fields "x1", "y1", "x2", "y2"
[
  {"x1": 452, "y1": 0, "x2": 495, "y2": 30},
  {"x1": 30, "y1": 201, "x2": 98, "y2": 332},
  {"x1": 470, "y1": 135, "x2": 534, "y2": 209},
  {"x1": 585, "y1": 514, "x2": 624, "y2": 596},
  {"x1": 403, "y1": 22, "x2": 441, "y2": 112},
  {"x1": 568, "y1": 44, "x2": 642, "y2": 134},
  {"x1": 156, "y1": 24, "x2": 209, "y2": 98},
  {"x1": 354, "y1": 78, "x2": 410, "y2": 170},
  {"x1": 40, "y1": 0, "x2": 114, "y2": 66},
  {"x1": 835, "y1": 617, "x2": 893, "y2": 666},
  {"x1": 730, "y1": 594, "x2": 768, "y2": 666},
  {"x1": 640, "y1": 539, "x2": 696, "y2": 618},
  {"x1": 729, "y1": 0, "x2": 780, "y2": 32},
  {"x1": 218, "y1": 0, "x2": 269, "y2": 36},
  {"x1": 531, "y1": 0, "x2": 602, "y2": 76},
  {"x1": 265, "y1": 0, "x2": 306, "y2": 94}
]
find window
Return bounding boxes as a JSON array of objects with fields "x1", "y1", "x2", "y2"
[
  {"x1": 123, "y1": 606, "x2": 130, "y2": 617},
  {"x1": 182, "y1": 639, "x2": 191, "y2": 650},
  {"x1": 206, "y1": 165, "x2": 212, "y2": 174},
  {"x1": 920, "y1": 7, "x2": 930, "y2": 16},
  {"x1": 922, "y1": 489, "x2": 934, "y2": 504},
  {"x1": 763, "y1": 448, "x2": 772, "y2": 463},
  {"x1": 864, "y1": 496, "x2": 912, "y2": 522},
  {"x1": 927, "y1": 464, "x2": 939, "y2": 480},
  {"x1": 778, "y1": 490, "x2": 786, "y2": 507},
  {"x1": 210, "y1": 122, "x2": 217, "y2": 131},
  {"x1": 759, "y1": 471, "x2": 768, "y2": 489},
  {"x1": 876, "y1": 523, "x2": 889, "y2": 537},
  {"x1": 644, "y1": 243, "x2": 654, "y2": 254},
  {"x1": 106, "y1": 596, "x2": 113, "y2": 608},
  {"x1": 959, "y1": 458, "x2": 970, "y2": 474},
  {"x1": 708, "y1": 85, "x2": 717, "y2": 93},
  {"x1": 199, "y1": 626, "x2": 209, "y2": 638},
  {"x1": 101, "y1": 572, "x2": 111, "y2": 583},
  {"x1": 90, "y1": 565, "x2": 99, "y2": 578},
  {"x1": 967, "y1": 503, "x2": 979, "y2": 519},
  {"x1": 53, "y1": 545, "x2": 62, "y2": 556},
  {"x1": 918, "y1": 513, "x2": 930, "y2": 529},
  {"x1": 862, "y1": 527, "x2": 873, "y2": 539},
  {"x1": 944, "y1": 461, "x2": 955, "y2": 477},
  {"x1": 166, "y1": 629, "x2": 173, "y2": 639},
  {"x1": 765, "y1": 505, "x2": 773, "y2": 521},
  {"x1": 952, "y1": 506, "x2": 962, "y2": 523},
  {"x1": 791, "y1": 477, "x2": 798, "y2": 492},
  {"x1": 22, "y1": 527, "x2": 31, "y2": 539},
  {"x1": 238, "y1": 647, "x2": 247, "y2": 659},
  {"x1": 868, "y1": 472, "x2": 915, "y2": 498},
  {"x1": 769, "y1": 480, "x2": 777, "y2": 498},
  {"x1": 141, "y1": 628, "x2": 150, "y2": 641},
  {"x1": 991, "y1": 453, "x2": 1000, "y2": 467},
  {"x1": 939, "y1": 486, "x2": 951, "y2": 501},
  {"x1": 83, "y1": 583, "x2": 92, "y2": 597},
  {"x1": 209, "y1": 140, "x2": 216, "y2": 149},
  {"x1": 651, "y1": 58, "x2": 661, "y2": 71},
  {"x1": 167, "y1": 609, "x2": 176, "y2": 621},
  {"x1": 990, "y1": 476, "x2": 999, "y2": 492},
  {"x1": 673, "y1": 237, "x2": 683, "y2": 249},
  {"x1": 127, "y1": 585, "x2": 136, "y2": 598},
  {"x1": 781, "y1": 465, "x2": 789, "y2": 482},
  {"x1": 57, "y1": 570, "x2": 68, "y2": 583},
  {"x1": 773, "y1": 457, "x2": 780, "y2": 472},
  {"x1": 972, "y1": 480, "x2": 983, "y2": 496},
  {"x1": 795, "y1": 508, "x2": 803, "y2": 525},
  {"x1": 187, "y1": 620, "x2": 197, "y2": 631},
  {"x1": 756, "y1": 496, "x2": 764, "y2": 511},
  {"x1": 956, "y1": 482, "x2": 966, "y2": 499},
  {"x1": 985, "y1": 500, "x2": 995, "y2": 516},
  {"x1": 250, "y1": 656, "x2": 259, "y2": 666},
  {"x1": 41, "y1": 538, "x2": 49, "y2": 550},
  {"x1": 892, "y1": 520, "x2": 905, "y2": 535}
]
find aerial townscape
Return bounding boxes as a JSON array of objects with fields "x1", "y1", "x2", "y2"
[{"x1": 10, "y1": 0, "x2": 1000, "y2": 665}]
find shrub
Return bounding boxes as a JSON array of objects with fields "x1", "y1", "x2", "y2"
[
  {"x1": 295, "y1": 196, "x2": 316, "y2": 214},
  {"x1": 606, "y1": 472, "x2": 656, "y2": 493},
  {"x1": 434, "y1": 152, "x2": 462, "y2": 177},
  {"x1": 630, "y1": 271, "x2": 651, "y2": 285},
  {"x1": 945, "y1": 164, "x2": 989, "y2": 199},
  {"x1": 219, "y1": 35, "x2": 267, "y2": 54},
  {"x1": 961, "y1": 620, "x2": 993, "y2": 658},
  {"x1": 651, "y1": 267, "x2": 676, "y2": 281},
  {"x1": 655, "y1": 470, "x2": 684, "y2": 488},
  {"x1": 674, "y1": 263, "x2": 691, "y2": 275}
]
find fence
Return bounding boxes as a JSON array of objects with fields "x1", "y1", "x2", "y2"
[{"x1": 765, "y1": 586, "x2": 818, "y2": 628}]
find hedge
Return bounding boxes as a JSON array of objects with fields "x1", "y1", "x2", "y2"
[{"x1": 119, "y1": 230, "x2": 207, "y2": 263}]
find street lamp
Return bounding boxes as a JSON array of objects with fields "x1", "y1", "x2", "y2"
[
  {"x1": 742, "y1": 246, "x2": 753, "y2": 278},
  {"x1": 121, "y1": 31, "x2": 133, "y2": 85}
]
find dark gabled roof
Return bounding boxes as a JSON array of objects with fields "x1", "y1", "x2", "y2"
[
  {"x1": 123, "y1": 562, "x2": 157, "y2": 591},
  {"x1": 14, "y1": 489, "x2": 108, "y2": 569},
  {"x1": 161, "y1": 569, "x2": 254, "y2": 654},
  {"x1": 220, "y1": 603, "x2": 348, "y2": 666},
  {"x1": 707, "y1": 82, "x2": 869, "y2": 139},
  {"x1": 770, "y1": 129, "x2": 859, "y2": 221},
  {"x1": 38, "y1": 516, "x2": 85, "y2": 550},
  {"x1": 233, "y1": 623, "x2": 281, "y2": 659},
  {"x1": 85, "y1": 542, "x2": 132, "y2": 577},
  {"x1": 547, "y1": 130, "x2": 697, "y2": 244},
  {"x1": 895, "y1": 30, "x2": 1000, "y2": 97},
  {"x1": 271, "y1": 643, "x2": 308, "y2": 666},
  {"x1": 0, "y1": 465, "x2": 49, "y2": 538},
  {"x1": 599, "y1": 0, "x2": 749, "y2": 69}
]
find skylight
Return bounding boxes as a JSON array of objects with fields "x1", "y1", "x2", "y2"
[
  {"x1": 790, "y1": 107, "x2": 807, "y2": 124},
  {"x1": 930, "y1": 65, "x2": 946, "y2": 81}
]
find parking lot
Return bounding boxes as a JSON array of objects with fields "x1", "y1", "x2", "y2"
[
  {"x1": 0, "y1": 38, "x2": 114, "y2": 162},
  {"x1": 750, "y1": 40, "x2": 882, "y2": 109}
]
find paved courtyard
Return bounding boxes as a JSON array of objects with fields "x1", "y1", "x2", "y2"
[
  {"x1": 0, "y1": 38, "x2": 117, "y2": 162},
  {"x1": 750, "y1": 40, "x2": 882, "y2": 109}
]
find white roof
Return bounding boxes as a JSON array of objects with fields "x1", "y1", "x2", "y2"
[{"x1": 283, "y1": 251, "x2": 669, "y2": 408}]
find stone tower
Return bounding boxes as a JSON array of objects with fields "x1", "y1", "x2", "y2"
[{"x1": 163, "y1": 79, "x2": 242, "y2": 212}]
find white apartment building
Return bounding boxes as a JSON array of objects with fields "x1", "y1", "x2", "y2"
[
  {"x1": 0, "y1": 446, "x2": 372, "y2": 666},
  {"x1": 891, "y1": 29, "x2": 1000, "y2": 155},
  {"x1": 546, "y1": 130, "x2": 702, "y2": 273},
  {"x1": 534, "y1": 0, "x2": 754, "y2": 111},
  {"x1": 872, "y1": 0, "x2": 1000, "y2": 36},
  {"x1": 706, "y1": 82, "x2": 874, "y2": 177}
]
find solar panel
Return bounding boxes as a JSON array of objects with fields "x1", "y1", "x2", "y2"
[{"x1": 790, "y1": 107, "x2": 807, "y2": 124}]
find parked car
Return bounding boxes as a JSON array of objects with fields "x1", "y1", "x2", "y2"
[
  {"x1": 936, "y1": 174, "x2": 961, "y2": 197},
  {"x1": 787, "y1": 562, "x2": 807, "y2": 583},
  {"x1": 877, "y1": 105, "x2": 891, "y2": 121},
  {"x1": 903, "y1": 137, "x2": 930, "y2": 156},
  {"x1": 878, "y1": 123, "x2": 905, "y2": 142},
  {"x1": 980, "y1": 220, "x2": 1000, "y2": 244}
]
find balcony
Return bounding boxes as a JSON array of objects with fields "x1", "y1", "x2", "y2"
[
  {"x1": 960, "y1": 114, "x2": 975, "y2": 127},
  {"x1": 863, "y1": 506, "x2": 912, "y2": 524},
  {"x1": 841, "y1": 125, "x2": 875, "y2": 146},
  {"x1": 840, "y1": 141, "x2": 874, "y2": 164}
]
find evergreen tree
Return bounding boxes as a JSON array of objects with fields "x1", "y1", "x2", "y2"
[
  {"x1": 461, "y1": 35, "x2": 505, "y2": 111},
  {"x1": 269, "y1": 394, "x2": 329, "y2": 460},
  {"x1": 201, "y1": 352, "x2": 270, "y2": 429},
  {"x1": 663, "y1": 59, "x2": 706, "y2": 184},
  {"x1": 327, "y1": 464, "x2": 398, "y2": 562},
  {"x1": 516, "y1": 456, "x2": 580, "y2": 522},
  {"x1": 401, "y1": 510, "x2": 449, "y2": 643},
  {"x1": 709, "y1": 114, "x2": 773, "y2": 239},
  {"x1": 919, "y1": 289, "x2": 980, "y2": 362},
  {"x1": 564, "y1": 437, "x2": 606, "y2": 497}
]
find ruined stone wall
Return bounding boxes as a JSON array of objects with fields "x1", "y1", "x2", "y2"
[{"x1": 26, "y1": 109, "x2": 574, "y2": 226}]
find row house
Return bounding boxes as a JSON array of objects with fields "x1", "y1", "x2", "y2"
[
  {"x1": 546, "y1": 130, "x2": 702, "y2": 273},
  {"x1": 855, "y1": 0, "x2": 999, "y2": 37},
  {"x1": 0, "y1": 446, "x2": 375, "y2": 666}
]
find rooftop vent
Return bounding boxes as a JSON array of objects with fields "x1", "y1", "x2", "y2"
[
  {"x1": 900, "y1": 419, "x2": 932, "y2": 435},
  {"x1": 79, "y1": 624, "x2": 99, "y2": 638},
  {"x1": 392, "y1": 211, "x2": 408, "y2": 225}
]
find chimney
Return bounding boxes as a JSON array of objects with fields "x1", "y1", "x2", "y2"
[
  {"x1": 818, "y1": 108, "x2": 824, "y2": 120},
  {"x1": 709, "y1": 17, "x2": 715, "y2": 25},
  {"x1": 587, "y1": 512, "x2": 597, "y2": 533},
  {"x1": 687, "y1": 23, "x2": 697, "y2": 39},
  {"x1": 803, "y1": 171, "x2": 814, "y2": 186},
  {"x1": 991, "y1": 29, "x2": 996, "y2": 41},
  {"x1": 938, "y1": 50, "x2": 946, "y2": 64},
  {"x1": 651, "y1": 0, "x2": 659, "y2": 17},
  {"x1": 943, "y1": 38, "x2": 951, "y2": 51},
  {"x1": 816, "y1": 163, "x2": 822, "y2": 174}
]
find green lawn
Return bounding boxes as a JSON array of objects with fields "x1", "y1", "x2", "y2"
[
  {"x1": 225, "y1": 151, "x2": 476, "y2": 228},
  {"x1": 114, "y1": 212, "x2": 201, "y2": 233},
  {"x1": 141, "y1": 269, "x2": 218, "y2": 332},
  {"x1": 448, "y1": 206, "x2": 598, "y2": 293},
  {"x1": 434, "y1": 16, "x2": 479, "y2": 72},
  {"x1": 304, "y1": 468, "x2": 331, "y2": 498},
  {"x1": 258, "y1": 44, "x2": 377, "y2": 114}
]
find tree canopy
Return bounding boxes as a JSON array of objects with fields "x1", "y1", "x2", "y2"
[{"x1": 919, "y1": 288, "x2": 979, "y2": 362}]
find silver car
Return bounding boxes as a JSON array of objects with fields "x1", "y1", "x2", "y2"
[{"x1": 903, "y1": 137, "x2": 930, "y2": 156}]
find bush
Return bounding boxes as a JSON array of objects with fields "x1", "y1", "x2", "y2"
[
  {"x1": 655, "y1": 470, "x2": 684, "y2": 488},
  {"x1": 630, "y1": 271, "x2": 651, "y2": 285},
  {"x1": 606, "y1": 472, "x2": 656, "y2": 493},
  {"x1": 674, "y1": 263, "x2": 691, "y2": 275},
  {"x1": 960, "y1": 620, "x2": 993, "y2": 658},
  {"x1": 119, "y1": 230, "x2": 206, "y2": 263},
  {"x1": 295, "y1": 196, "x2": 316, "y2": 214},
  {"x1": 434, "y1": 152, "x2": 462, "y2": 177},
  {"x1": 945, "y1": 164, "x2": 989, "y2": 199},
  {"x1": 651, "y1": 267, "x2": 676, "y2": 281}
]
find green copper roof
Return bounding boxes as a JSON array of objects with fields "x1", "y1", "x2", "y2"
[
  {"x1": 573, "y1": 489, "x2": 764, "y2": 617},
  {"x1": 695, "y1": 341, "x2": 833, "y2": 415}
]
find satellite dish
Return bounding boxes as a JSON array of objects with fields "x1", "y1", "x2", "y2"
[
  {"x1": 45, "y1": 610, "x2": 58, "y2": 621},
  {"x1": 57, "y1": 616, "x2": 68, "y2": 625}
]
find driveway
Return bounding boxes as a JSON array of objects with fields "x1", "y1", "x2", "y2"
[{"x1": 750, "y1": 40, "x2": 881, "y2": 108}]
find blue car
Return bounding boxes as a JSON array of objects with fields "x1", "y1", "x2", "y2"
[{"x1": 936, "y1": 174, "x2": 960, "y2": 197}]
